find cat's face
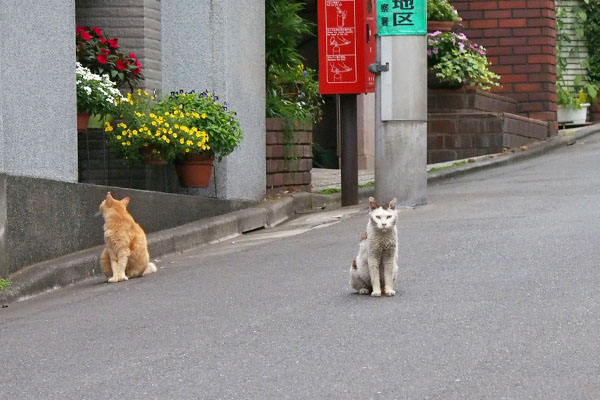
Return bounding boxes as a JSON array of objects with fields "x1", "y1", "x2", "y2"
[{"x1": 369, "y1": 197, "x2": 397, "y2": 230}]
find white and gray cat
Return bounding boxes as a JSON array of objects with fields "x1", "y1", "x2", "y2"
[{"x1": 350, "y1": 197, "x2": 399, "y2": 297}]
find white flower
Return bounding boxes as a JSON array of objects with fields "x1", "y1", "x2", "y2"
[{"x1": 84, "y1": 86, "x2": 92, "y2": 95}]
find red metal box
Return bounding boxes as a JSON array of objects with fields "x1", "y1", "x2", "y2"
[{"x1": 318, "y1": 0, "x2": 377, "y2": 95}]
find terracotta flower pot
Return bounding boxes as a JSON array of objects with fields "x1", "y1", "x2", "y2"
[
  {"x1": 77, "y1": 112, "x2": 91, "y2": 133},
  {"x1": 175, "y1": 154, "x2": 214, "y2": 188}
]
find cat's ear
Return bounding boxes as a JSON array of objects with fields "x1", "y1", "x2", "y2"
[
  {"x1": 106, "y1": 192, "x2": 114, "y2": 205},
  {"x1": 121, "y1": 196, "x2": 130, "y2": 207},
  {"x1": 389, "y1": 198, "x2": 397, "y2": 210},
  {"x1": 369, "y1": 197, "x2": 377, "y2": 210}
]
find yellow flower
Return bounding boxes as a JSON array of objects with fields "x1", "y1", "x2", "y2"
[
  {"x1": 173, "y1": 133, "x2": 178, "y2": 138},
  {"x1": 137, "y1": 89, "x2": 142, "y2": 95},
  {"x1": 152, "y1": 121, "x2": 157, "y2": 126},
  {"x1": 174, "y1": 124, "x2": 180, "y2": 129},
  {"x1": 186, "y1": 140, "x2": 193, "y2": 146},
  {"x1": 185, "y1": 148, "x2": 190, "y2": 153},
  {"x1": 127, "y1": 141, "x2": 131, "y2": 146},
  {"x1": 121, "y1": 142, "x2": 126, "y2": 146},
  {"x1": 165, "y1": 138, "x2": 170, "y2": 143},
  {"x1": 164, "y1": 122, "x2": 169, "y2": 128},
  {"x1": 133, "y1": 130, "x2": 138, "y2": 136},
  {"x1": 116, "y1": 135, "x2": 122, "y2": 140},
  {"x1": 180, "y1": 138, "x2": 185, "y2": 144},
  {"x1": 143, "y1": 91, "x2": 149, "y2": 96},
  {"x1": 104, "y1": 122, "x2": 113, "y2": 132},
  {"x1": 165, "y1": 112, "x2": 170, "y2": 116}
]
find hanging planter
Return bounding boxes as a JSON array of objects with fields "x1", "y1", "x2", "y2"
[
  {"x1": 427, "y1": 20, "x2": 457, "y2": 33},
  {"x1": 175, "y1": 154, "x2": 214, "y2": 188},
  {"x1": 77, "y1": 112, "x2": 91, "y2": 133}
]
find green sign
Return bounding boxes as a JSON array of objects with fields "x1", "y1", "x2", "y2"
[{"x1": 377, "y1": 0, "x2": 427, "y2": 36}]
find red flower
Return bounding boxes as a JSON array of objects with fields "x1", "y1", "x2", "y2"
[
  {"x1": 96, "y1": 54, "x2": 108, "y2": 64},
  {"x1": 76, "y1": 26, "x2": 85, "y2": 34},
  {"x1": 136, "y1": 60, "x2": 141, "y2": 67},
  {"x1": 116, "y1": 60, "x2": 128, "y2": 71},
  {"x1": 101, "y1": 48, "x2": 110, "y2": 54},
  {"x1": 132, "y1": 68, "x2": 141, "y2": 77},
  {"x1": 108, "y1": 38, "x2": 118, "y2": 48},
  {"x1": 129, "y1": 52, "x2": 137, "y2": 60},
  {"x1": 99, "y1": 37, "x2": 106, "y2": 44},
  {"x1": 81, "y1": 31, "x2": 91, "y2": 41},
  {"x1": 93, "y1": 26, "x2": 102, "y2": 36}
]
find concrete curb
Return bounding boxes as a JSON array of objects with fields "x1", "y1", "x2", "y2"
[{"x1": 2, "y1": 125, "x2": 598, "y2": 305}]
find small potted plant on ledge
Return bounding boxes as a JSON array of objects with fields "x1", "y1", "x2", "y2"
[
  {"x1": 427, "y1": 31, "x2": 500, "y2": 90},
  {"x1": 556, "y1": 79, "x2": 598, "y2": 125},
  {"x1": 427, "y1": 0, "x2": 462, "y2": 33},
  {"x1": 76, "y1": 62, "x2": 122, "y2": 132},
  {"x1": 104, "y1": 90, "x2": 243, "y2": 188}
]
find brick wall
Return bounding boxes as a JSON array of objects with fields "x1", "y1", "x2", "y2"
[
  {"x1": 452, "y1": 0, "x2": 557, "y2": 134},
  {"x1": 266, "y1": 119, "x2": 312, "y2": 195},
  {"x1": 76, "y1": 0, "x2": 161, "y2": 91}
]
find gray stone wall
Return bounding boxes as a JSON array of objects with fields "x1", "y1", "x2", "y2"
[
  {"x1": 0, "y1": 0, "x2": 77, "y2": 182},
  {"x1": 161, "y1": 0, "x2": 266, "y2": 202},
  {"x1": 75, "y1": 0, "x2": 161, "y2": 91},
  {"x1": 0, "y1": 173, "x2": 252, "y2": 277}
]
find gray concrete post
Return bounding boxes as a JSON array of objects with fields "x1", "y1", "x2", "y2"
[
  {"x1": 161, "y1": 0, "x2": 265, "y2": 202},
  {"x1": 374, "y1": 35, "x2": 427, "y2": 206},
  {"x1": 0, "y1": 0, "x2": 77, "y2": 182}
]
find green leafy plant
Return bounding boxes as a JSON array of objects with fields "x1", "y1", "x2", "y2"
[
  {"x1": 265, "y1": 0, "x2": 323, "y2": 126},
  {"x1": 427, "y1": 31, "x2": 500, "y2": 90},
  {"x1": 76, "y1": 62, "x2": 122, "y2": 117},
  {"x1": 581, "y1": 0, "x2": 600, "y2": 83},
  {"x1": 105, "y1": 90, "x2": 242, "y2": 163},
  {"x1": 427, "y1": 0, "x2": 461, "y2": 22},
  {"x1": 0, "y1": 278, "x2": 11, "y2": 292},
  {"x1": 76, "y1": 25, "x2": 143, "y2": 89},
  {"x1": 556, "y1": 5, "x2": 598, "y2": 109}
]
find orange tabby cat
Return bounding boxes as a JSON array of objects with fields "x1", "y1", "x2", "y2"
[{"x1": 99, "y1": 192, "x2": 157, "y2": 283}]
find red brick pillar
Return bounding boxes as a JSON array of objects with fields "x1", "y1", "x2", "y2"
[{"x1": 451, "y1": 0, "x2": 557, "y2": 135}]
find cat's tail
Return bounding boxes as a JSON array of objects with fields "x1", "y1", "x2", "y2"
[{"x1": 143, "y1": 262, "x2": 157, "y2": 276}]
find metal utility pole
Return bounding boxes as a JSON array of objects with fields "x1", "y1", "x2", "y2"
[{"x1": 373, "y1": 0, "x2": 427, "y2": 206}]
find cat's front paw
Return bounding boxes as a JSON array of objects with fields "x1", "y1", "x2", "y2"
[
  {"x1": 384, "y1": 289, "x2": 396, "y2": 297},
  {"x1": 107, "y1": 275, "x2": 128, "y2": 283},
  {"x1": 358, "y1": 288, "x2": 370, "y2": 295},
  {"x1": 371, "y1": 290, "x2": 381, "y2": 297}
]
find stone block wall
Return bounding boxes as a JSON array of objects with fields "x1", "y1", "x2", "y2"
[
  {"x1": 452, "y1": 0, "x2": 557, "y2": 133},
  {"x1": 428, "y1": 112, "x2": 549, "y2": 163},
  {"x1": 266, "y1": 119, "x2": 312, "y2": 194},
  {"x1": 76, "y1": 0, "x2": 162, "y2": 91}
]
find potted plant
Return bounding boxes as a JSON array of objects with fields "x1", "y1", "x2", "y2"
[
  {"x1": 557, "y1": 80, "x2": 598, "y2": 124},
  {"x1": 104, "y1": 90, "x2": 243, "y2": 187},
  {"x1": 555, "y1": 5, "x2": 597, "y2": 124},
  {"x1": 427, "y1": 0, "x2": 462, "y2": 32},
  {"x1": 76, "y1": 62, "x2": 122, "y2": 132},
  {"x1": 76, "y1": 25, "x2": 143, "y2": 91},
  {"x1": 427, "y1": 31, "x2": 501, "y2": 90}
]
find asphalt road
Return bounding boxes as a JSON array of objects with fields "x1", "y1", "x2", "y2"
[{"x1": 1, "y1": 133, "x2": 600, "y2": 399}]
